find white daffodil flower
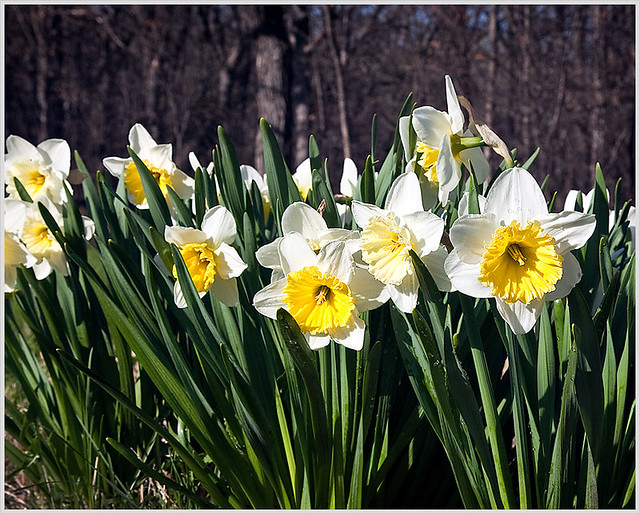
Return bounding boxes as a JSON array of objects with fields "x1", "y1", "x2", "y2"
[
  {"x1": 256, "y1": 201, "x2": 360, "y2": 281},
  {"x1": 400, "y1": 75, "x2": 490, "y2": 208},
  {"x1": 17, "y1": 199, "x2": 94, "y2": 280},
  {"x1": 336, "y1": 158, "x2": 358, "y2": 225},
  {"x1": 292, "y1": 158, "x2": 313, "y2": 201},
  {"x1": 253, "y1": 233, "x2": 387, "y2": 350},
  {"x1": 104, "y1": 124, "x2": 194, "y2": 212},
  {"x1": 5, "y1": 135, "x2": 71, "y2": 205},
  {"x1": 445, "y1": 167, "x2": 596, "y2": 334},
  {"x1": 351, "y1": 172, "x2": 449, "y2": 313},
  {"x1": 165, "y1": 205, "x2": 247, "y2": 309},
  {"x1": 4, "y1": 199, "x2": 36, "y2": 292},
  {"x1": 240, "y1": 164, "x2": 271, "y2": 221}
]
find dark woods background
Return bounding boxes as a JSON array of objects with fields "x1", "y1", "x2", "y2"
[{"x1": 4, "y1": 5, "x2": 635, "y2": 203}]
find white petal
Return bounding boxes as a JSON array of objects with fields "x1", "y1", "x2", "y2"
[
  {"x1": 5, "y1": 198, "x2": 27, "y2": 235},
  {"x1": 201, "y1": 205, "x2": 237, "y2": 245},
  {"x1": 253, "y1": 278, "x2": 287, "y2": 318},
  {"x1": 211, "y1": 277, "x2": 240, "y2": 307},
  {"x1": 449, "y1": 213, "x2": 497, "y2": 264},
  {"x1": 255, "y1": 238, "x2": 282, "y2": 270},
  {"x1": 317, "y1": 241, "x2": 354, "y2": 284},
  {"x1": 330, "y1": 315, "x2": 365, "y2": 350},
  {"x1": 307, "y1": 333, "x2": 331, "y2": 350},
  {"x1": 169, "y1": 169, "x2": 195, "y2": 199},
  {"x1": 128, "y1": 123, "x2": 157, "y2": 153},
  {"x1": 38, "y1": 139, "x2": 71, "y2": 175},
  {"x1": 459, "y1": 146, "x2": 490, "y2": 184},
  {"x1": 544, "y1": 251, "x2": 582, "y2": 302},
  {"x1": 538, "y1": 211, "x2": 596, "y2": 253},
  {"x1": 484, "y1": 167, "x2": 548, "y2": 225},
  {"x1": 444, "y1": 250, "x2": 492, "y2": 298},
  {"x1": 445, "y1": 75, "x2": 465, "y2": 135},
  {"x1": 5, "y1": 135, "x2": 39, "y2": 161},
  {"x1": 189, "y1": 152, "x2": 203, "y2": 173},
  {"x1": 412, "y1": 106, "x2": 452, "y2": 147},
  {"x1": 173, "y1": 282, "x2": 187, "y2": 309},
  {"x1": 384, "y1": 172, "x2": 424, "y2": 216},
  {"x1": 403, "y1": 211, "x2": 444, "y2": 257},
  {"x1": 281, "y1": 202, "x2": 327, "y2": 237},
  {"x1": 495, "y1": 298, "x2": 543, "y2": 335},
  {"x1": 436, "y1": 134, "x2": 460, "y2": 206},
  {"x1": 421, "y1": 246, "x2": 454, "y2": 292},
  {"x1": 349, "y1": 267, "x2": 389, "y2": 311},
  {"x1": 399, "y1": 115, "x2": 413, "y2": 161},
  {"x1": 388, "y1": 273, "x2": 418, "y2": 313},
  {"x1": 214, "y1": 243, "x2": 247, "y2": 279},
  {"x1": 240, "y1": 164, "x2": 262, "y2": 186},
  {"x1": 279, "y1": 232, "x2": 318, "y2": 274},
  {"x1": 351, "y1": 201, "x2": 387, "y2": 229},
  {"x1": 165, "y1": 226, "x2": 208, "y2": 246},
  {"x1": 340, "y1": 158, "x2": 358, "y2": 197},
  {"x1": 563, "y1": 189, "x2": 580, "y2": 211},
  {"x1": 293, "y1": 158, "x2": 313, "y2": 192},
  {"x1": 33, "y1": 259, "x2": 53, "y2": 280},
  {"x1": 82, "y1": 216, "x2": 95, "y2": 240},
  {"x1": 47, "y1": 251, "x2": 69, "y2": 276},
  {"x1": 4, "y1": 267, "x2": 17, "y2": 293},
  {"x1": 102, "y1": 157, "x2": 129, "y2": 178}
]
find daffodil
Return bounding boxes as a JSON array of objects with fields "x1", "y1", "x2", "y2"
[
  {"x1": 4, "y1": 199, "x2": 36, "y2": 292},
  {"x1": 165, "y1": 205, "x2": 247, "y2": 308},
  {"x1": 400, "y1": 75, "x2": 490, "y2": 208},
  {"x1": 4, "y1": 135, "x2": 71, "y2": 204},
  {"x1": 292, "y1": 158, "x2": 313, "y2": 200},
  {"x1": 253, "y1": 233, "x2": 387, "y2": 350},
  {"x1": 240, "y1": 164, "x2": 271, "y2": 221},
  {"x1": 16, "y1": 199, "x2": 94, "y2": 280},
  {"x1": 445, "y1": 167, "x2": 596, "y2": 334},
  {"x1": 103, "y1": 123, "x2": 194, "y2": 212},
  {"x1": 351, "y1": 172, "x2": 449, "y2": 313},
  {"x1": 336, "y1": 158, "x2": 358, "y2": 225},
  {"x1": 256, "y1": 201, "x2": 359, "y2": 281}
]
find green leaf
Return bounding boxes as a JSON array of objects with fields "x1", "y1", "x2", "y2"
[
  {"x1": 360, "y1": 156, "x2": 376, "y2": 205},
  {"x1": 12, "y1": 177, "x2": 34, "y2": 202},
  {"x1": 308, "y1": 135, "x2": 322, "y2": 180},
  {"x1": 216, "y1": 126, "x2": 247, "y2": 223},
  {"x1": 166, "y1": 185, "x2": 194, "y2": 227}
]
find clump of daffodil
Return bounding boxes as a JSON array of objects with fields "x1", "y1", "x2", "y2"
[
  {"x1": 165, "y1": 205, "x2": 247, "y2": 308},
  {"x1": 103, "y1": 123, "x2": 194, "y2": 213},
  {"x1": 351, "y1": 172, "x2": 451, "y2": 313},
  {"x1": 4, "y1": 199, "x2": 37, "y2": 292},
  {"x1": 256, "y1": 201, "x2": 360, "y2": 281},
  {"x1": 400, "y1": 75, "x2": 490, "y2": 208},
  {"x1": 4, "y1": 135, "x2": 71, "y2": 205},
  {"x1": 253, "y1": 232, "x2": 387, "y2": 350},
  {"x1": 445, "y1": 167, "x2": 596, "y2": 334}
]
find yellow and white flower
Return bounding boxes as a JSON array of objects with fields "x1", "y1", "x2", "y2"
[
  {"x1": 352, "y1": 172, "x2": 450, "y2": 313},
  {"x1": 4, "y1": 135, "x2": 71, "y2": 204},
  {"x1": 104, "y1": 123, "x2": 194, "y2": 212},
  {"x1": 165, "y1": 205, "x2": 247, "y2": 308},
  {"x1": 256, "y1": 201, "x2": 359, "y2": 281},
  {"x1": 253, "y1": 233, "x2": 387, "y2": 350},
  {"x1": 400, "y1": 75, "x2": 490, "y2": 208},
  {"x1": 15, "y1": 199, "x2": 94, "y2": 280},
  {"x1": 445, "y1": 167, "x2": 596, "y2": 334},
  {"x1": 4, "y1": 199, "x2": 36, "y2": 292}
]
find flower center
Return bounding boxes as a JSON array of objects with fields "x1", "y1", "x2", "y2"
[
  {"x1": 12, "y1": 160, "x2": 48, "y2": 198},
  {"x1": 282, "y1": 266, "x2": 354, "y2": 334},
  {"x1": 21, "y1": 219, "x2": 58, "y2": 260},
  {"x1": 416, "y1": 142, "x2": 439, "y2": 185},
  {"x1": 172, "y1": 242, "x2": 217, "y2": 293},
  {"x1": 479, "y1": 220, "x2": 563, "y2": 304},
  {"x1": 124, "y1": 159, "x2": 171, "y2": 205},
  {"x1": 360, "y1": 213, "x2": 414, "y2": 285}
]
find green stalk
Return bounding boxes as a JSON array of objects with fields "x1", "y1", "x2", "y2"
[{"x1": 460, "y1": 295, "x2": 515, "y2": 508}]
